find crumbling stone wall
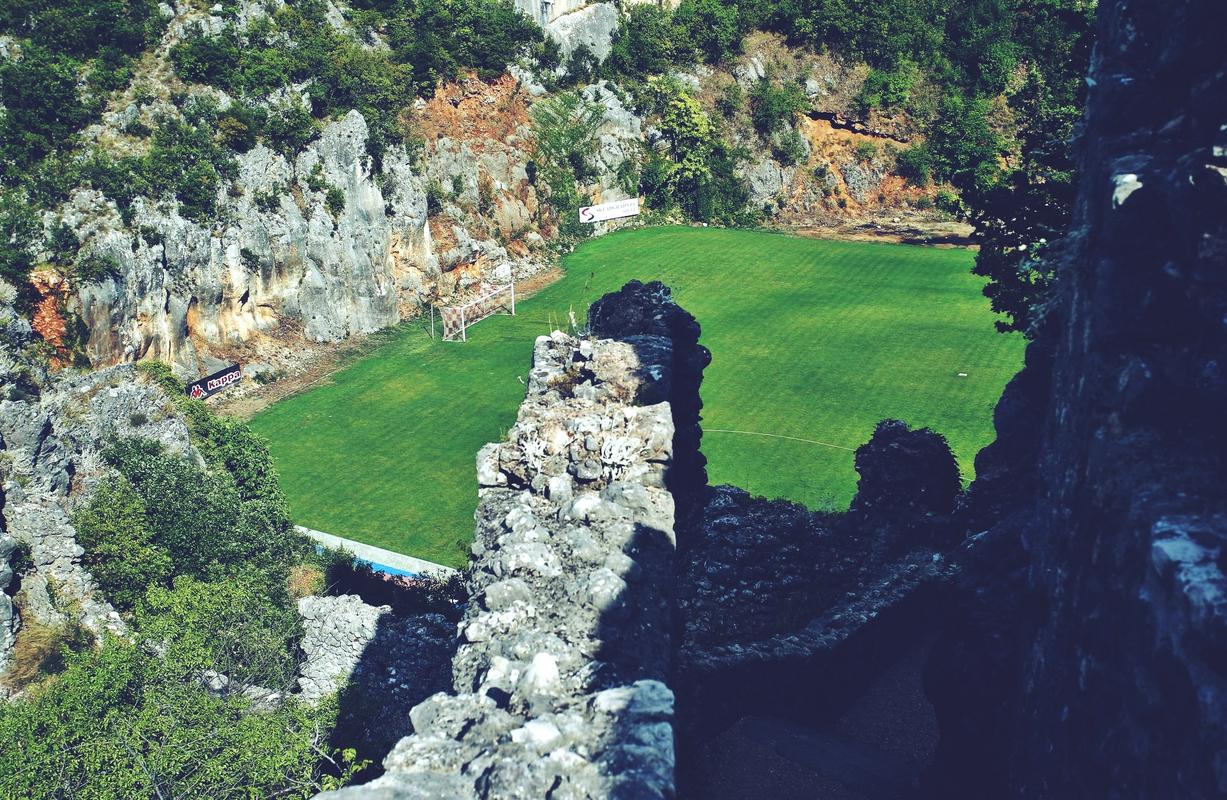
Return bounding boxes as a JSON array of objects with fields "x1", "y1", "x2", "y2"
[
  {"x1": 926, "y1": 0, "x2": 1227, "y2": 795},
  {"x1": 320, "y1": 327, "x2": 683, "y2": 799}
]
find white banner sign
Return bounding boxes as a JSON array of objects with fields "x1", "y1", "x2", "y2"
[{"x1": 579, "y1": 198, "x2": 640, "y2": 224}]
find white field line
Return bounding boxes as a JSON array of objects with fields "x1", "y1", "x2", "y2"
[
  {"x1": 703, "y1": 428, "x2": 858, "y2": 452},
  {"x1": 704, "y1": 428, "x2": 973, "y2": 485}
]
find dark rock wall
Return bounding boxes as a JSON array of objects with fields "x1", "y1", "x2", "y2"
[{"x1": 928, "y1": 0, "x2": 1227, "y2": 796}]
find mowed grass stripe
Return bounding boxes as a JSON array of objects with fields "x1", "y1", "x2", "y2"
[{"x1": 250, "y1": 227, "x2": 1024, "y2": 566}]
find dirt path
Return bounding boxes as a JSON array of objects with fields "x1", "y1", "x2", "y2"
[{"x1": 217, "y1": 265, "x2": 564, "y2": 421}]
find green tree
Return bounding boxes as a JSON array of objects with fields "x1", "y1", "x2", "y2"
[
  {"x1": 610, "y1": 4, "x2": 679, "y2": 76},
  {"x1": 895, "y1": 144, "x2": 933, "y2": 185},
  {"x1": 672, "y1": 0, "x2": 747, "y2": 64},
  {"x1": 74, "y1": 479, "x2": 173, "y2": 610},
  {"x1": 0, "y1": 46, "x2": 95, "y2": 176},
  {"x1": 926, "y1": 92, "x2": 1002, "y2": 193},
  {"x1": 0, "y1": 190, "x2": 38, "y2": 288}
]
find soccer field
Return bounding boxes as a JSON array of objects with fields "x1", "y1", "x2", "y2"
[{"x1": 250, "y1": 227, "x2": 1024, "y2": 567}]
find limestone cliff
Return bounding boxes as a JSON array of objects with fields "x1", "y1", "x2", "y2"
[{"x1": 6, "y1": 0, "x2": 949, "y2": 377}]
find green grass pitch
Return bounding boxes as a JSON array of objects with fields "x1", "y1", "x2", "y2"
[{"x1": 249, "y1": 227, "x2": 1024, "y2": 567}]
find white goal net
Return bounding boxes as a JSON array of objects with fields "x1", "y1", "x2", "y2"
[{"x1": 436, "y1": 282, "x2": 516, "y2": 342}]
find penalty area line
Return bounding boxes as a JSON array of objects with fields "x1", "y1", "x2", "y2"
[{"x1": 703, "y1": 428, "x2": 857, "y2": 452}]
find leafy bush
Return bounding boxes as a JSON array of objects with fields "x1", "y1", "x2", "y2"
[
  {"x1": 925, "y1": 92, "x2": 1003, "y2": 193},
  {"x1": 610, "y1": 4, "x2": 679, "y2": 76},
  {"x1": 135, "y1": 359, "x2": 184, "y2": 395},
  {"x1": 171, "y1": 26, "x2": 241, "y2": 89},
  {"x1": 0, "y1": 46, "x2": 97, "y2": 173},
  {"x1": 856, "y1": 61, "x2": 919, "y2": 112},
  {"x1": 326, "y1": 186, "x2": 346, "y2": 217},
  {"x1": 74, "y1": 251, "x2": 120, "y2": 283},
  {"x1": 0, "y1": 191, "x2": 38, "y2": 288},
  {"x1": 264, "y1": 100, "x2": 319, "y2": 155},
  {"x1": 0, "y1": 0, "x2": 163, "y2": 60},
  {"x1": 772, "y1": 128, "x2": 808, "y2": 166},
  {"x1": 716, "y1": 82, "x2": 743, "y2": 118},
  {"x1": 854, "y1": 140, "x2": 879, "y2": 163},
  {"x1": 142, "y1": 115, "x2": 237, "y2": 222},
  {"x1": 74, "y1": 478, "x2": 173, "y2": 610},
  {"x1": 934, "y1": 188, "x2": 963, "y2": 214},
  {"x1": 103, "y1": 432, "x2": 303, "y2": 581},
  {"x1": 0, "y1": 629, "x2": 346, "y2": 798},
  {"x1": 749, "y1": 79, "x2": 807, "y2": 136},
  {"x1": 895, "y1": 144, "x2": 932, "y2": 185},
  {"x1": 672, "y1": 0, "x2": 747, "y2": 64}
]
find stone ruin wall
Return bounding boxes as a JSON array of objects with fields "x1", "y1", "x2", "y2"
[{"x1": 321, "y1": 328, "x2": 681, "y2": 799}]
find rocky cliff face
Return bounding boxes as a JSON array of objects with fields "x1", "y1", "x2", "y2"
[
  {"x1": 925, "y1": 0, "x2": 1227, "y2": 795},
  {"x1": 14, "y1": 0, "x2": 945, "y2": 377},
  {"x1": 0, "y1": 292, "x2": 186, "y2": 674},
  {"x1": 72, "y1": 111, "x2": 422, "y2": 369}
]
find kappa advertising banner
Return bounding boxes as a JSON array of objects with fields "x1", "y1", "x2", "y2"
[
  {"x1": 186, "y1": 363, "x2": 242, "y2": 400},
  {"x1": 578, "y1": 198, "x2": 641, "y2": 224}
]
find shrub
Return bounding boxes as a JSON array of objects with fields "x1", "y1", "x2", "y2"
[
  {"x1": 749, "y1": 79, "x2": 807, "y2": 136},
  {"x1": 0, "y1": 0, "x2": 162, "y2": 60},
  {"x1": 563, "y1": 44, "x2": 600, "y2": 86},
  {"x1": 425, "y1": 180, "x2": 445, "y2": 215},
  {"x1": 0, "y1": 191, "x2": 38, "y2": 288},
  {"x1": 86, "y1": 48, "x2": 136, "y2": 93},
  {"x1": 263, "y1": 100, "x2": 317, "y2": 155},
  {"x1": 895, "y1": 144, "x2": 932, "y2": 186},
  {"x1": 0, "y1": 629, "x2": 344, "y2": 798},
  {"x1": 610, "y1": 4, "x2": 678, "y2": 76},
  {"x1": 216, "y1": 105, "x2": 266, "y2": 152},
  {"x1": 74, "y1": 479, "x2": 173, "y2": 610},
  {"x1": 854, "y1": 140, "x2": 878, "y2": 163},
  {"x1": 8, "y1": 541, "x2": 33, "y2": 578},
  {"x1": 671, "y1": 0, "x2": 747, "y2": 64},
  {"x1": 103, "y1": 433, "x2": 303, "y2": 581},
  {"x1": 0, "y1": 45, "x2": 96, "y2": 172},
  {"x1": 772, "y1": 129, "x2": 808, "y2": 167},
  {"x1": 170, "y1": 27, "x2": 241, "y2": 89},
  {"x1": 715, "y1": 82, "x2": 743, "y2": 118},
  {"x1": 934, "y1": 188, "x2": 963, "y2": 215},
  {"x1": 855, "y1": 61, "x2": 918, "y2": 112},
  {"x1": 74, "y1": 251, "x2": 120, "y2": 283},
  {"x1": 136, "y1": 360, "x2": 183, "y2": 395},
  {"x1": 325, "y1": 186, "x2": 346, "y2": 217}
]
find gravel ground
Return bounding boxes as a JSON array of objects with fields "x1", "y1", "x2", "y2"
[{"x1": 687, "y1": 639, "x2": 938, "y2": 799}]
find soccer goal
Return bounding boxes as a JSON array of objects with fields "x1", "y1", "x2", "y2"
[{"x1": 435, "y1": 281, "x2": 516, "y2": 342}]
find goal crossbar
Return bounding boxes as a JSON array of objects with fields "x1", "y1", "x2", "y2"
[{"x1": 437, "y1": 282, "x2": 516, "y2": 342}]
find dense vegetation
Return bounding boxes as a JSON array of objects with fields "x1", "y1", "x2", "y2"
[
  {"x1": 0, "y1": 0, "x2": 1092, "y2": 325},
  {"x1": 252, "y1": 227, "x2": 1023, "y2": 565},
  {"x1": 605, "y1": 0, "x2": 1095, "y2": 329},
  {"x1": 0, "y1": 366, "x2": 372, "y2": 798}
]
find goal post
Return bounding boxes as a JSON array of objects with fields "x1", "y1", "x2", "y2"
[{"x1": 439, "y1": 281, "x2": 516, "y2": 342}]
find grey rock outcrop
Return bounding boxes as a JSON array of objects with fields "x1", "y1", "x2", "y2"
[
  {"x1": 319, "y1": 327, "x2": 681, "y2": 799},
  {"x1": 69, "y1": 111, "x2": 422, "y2": 369},
  {"x1": 544, "y1": 3, "x2": 619, "y2": 66},
  {"x1": 0, "y1": 294, "x2": 204, "y2": 671}
]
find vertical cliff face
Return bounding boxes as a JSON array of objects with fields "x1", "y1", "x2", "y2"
[{"x1": 928, "y1": 1, "x2": 1227, "y2": 796}]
